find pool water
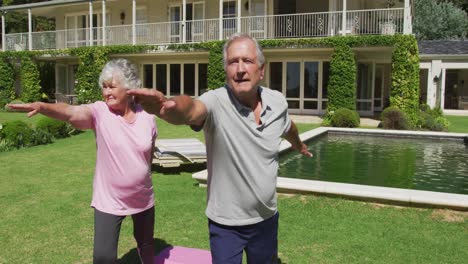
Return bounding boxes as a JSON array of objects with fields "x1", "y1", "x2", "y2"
[{"x1": 279, "y1": 133, "x2": 468, "y2": 195}]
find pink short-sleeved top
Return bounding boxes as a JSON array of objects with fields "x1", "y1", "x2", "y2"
[{"x1": 86, "y1": 101, "x2": 157, "y2": 216}]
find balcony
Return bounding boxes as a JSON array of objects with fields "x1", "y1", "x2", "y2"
[{"x1": 3, "y1": 8, "x2": 405, "y2": 51}]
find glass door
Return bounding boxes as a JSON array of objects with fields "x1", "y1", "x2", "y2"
[
  {"x1": 269, "y1": 60, "x2": 330, "y2": 114},
  {"x1": 374, "y1": 65, "x2": 384, "y2": 111},
  {"x1": 223, "y1": 1, "x2": 237, "y2": 38},
  {"x1": 169, "y1": 5, "x2": 181, "y2": 43},
  {"x1": 66, "y1": 15, "x2": 87, "y2": 47},
  {"x1": 303, "y1": 61, "x2": 319, "y2": 113},
  {"x1": 286, "y1": 62, "x2": 301, "y2": 110},
  {"x1": 357, "y1": 62, "x2": 374, "y2": 116},
  {"x1": 249, "y1": 0, "x2": 266, "y2": 39},
  {"x1": 191, "y1": 2, "x2": 205, "y2": 42}
]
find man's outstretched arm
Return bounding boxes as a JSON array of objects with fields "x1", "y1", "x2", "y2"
[
  {"x1": 283, "y1": 121, "x2": 313, "y2": 157},
  {"x1": 128, "y1": 88, "x2": 207, "y2": 126}
]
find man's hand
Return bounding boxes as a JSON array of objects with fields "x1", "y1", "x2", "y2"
[
  {"x1": 127, "y1": 88, "x2": 174, "y2": 116},
  {"x1": 6, "y1": 102, "x2": 42, "y2": 117},
  {"x1": 298, "y1": 143, "x2": 313, "y2": 158}
]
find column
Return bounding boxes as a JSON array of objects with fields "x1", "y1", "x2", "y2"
[
  {"x1": 340, "y1": 0, "x2": 347, "y2": 35},
  {"x1": 182, "y1": 0, "x2": 186, "y2": 43},
  {"x1": 102, "y1": 0, "x2": 106, "y2": 46},
  {"x1": 132, "y1": 0, "x2": 136, "y2": 45},
  {"x1": 28, "y1": 9, "x2": 32, "y2": 50},
  {"x1": 2, "y1": 13, "x2": 5, "y2": 51},
  {"x1": 429, "y1": 60, "x2": 442, "y2": 108},
  {"x1": 403, "y1": 0, "x2": 412, "y2": 34},
  {"x1": 89, "y1": 0, "x2": 93, "y2": 46},
  {"x1": 219, "y1": 0, "x2": 223, "y2": 40},
  {"x1": 237, "y1": 0, "x2": 241, "y2": 33}
]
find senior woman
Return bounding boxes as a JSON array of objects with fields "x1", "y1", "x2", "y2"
[{"x1": 8, "y1": 59, "x2": 157, "y2": 264}]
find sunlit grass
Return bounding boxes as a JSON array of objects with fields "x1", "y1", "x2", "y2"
[{"x1": 0, "y1": 112, "x2": 466, "y2": 263}]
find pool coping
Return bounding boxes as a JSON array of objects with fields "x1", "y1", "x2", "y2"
[{"x1": 192, "y1": 127, "x2": 468, "y2": 210}]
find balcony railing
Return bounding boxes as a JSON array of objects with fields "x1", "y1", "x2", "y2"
[{"x1": 3, "y1": 8, "x2": 404, "y2": 51}]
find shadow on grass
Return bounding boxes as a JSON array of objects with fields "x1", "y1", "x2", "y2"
[
  {"x1": 119, "y1": 237, "x2": 171, "y2": 264},
  {"x1": 152, "y1": 163, "x2": 206, "y2": 175}
]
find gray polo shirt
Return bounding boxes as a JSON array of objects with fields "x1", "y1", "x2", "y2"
[{"x1": 197, "y1": 85, "x2": 291, "y2": 226}]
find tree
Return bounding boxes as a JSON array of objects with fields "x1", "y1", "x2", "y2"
[
  {"x1": 414, "y1": 0, "x2": 468, "y2": 40},
  {"x1": 435, "y1": 0, "x2": 468, "y2": 13},
  {"x1": 0, "y1": 0, "x2": 55, "y2": 48}
]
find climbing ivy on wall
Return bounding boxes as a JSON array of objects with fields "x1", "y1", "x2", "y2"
[
  {"x1": 0, "y1": 53, "x2": 16, "y2": 101},
  {"x1": 18, "y1": 53, "x2": 42, "y2": 102},
  {"x1": 205, "y1": 42, "x2": 225, "y2": 89},
  {"x1": 69, "y1": 45, "x2": 157, "y2": 103},
  {"x1": 390, "y1": 35, "x2": 420, "y2": 126},
  {"x1": 70, "y1": 47, "x2": 108, "y2": 103},
  {"x1": 327, "y1": 44, "x2": 357, "y2": 111}
]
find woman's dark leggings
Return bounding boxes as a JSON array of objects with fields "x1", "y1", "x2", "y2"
[{"x1": 93, "y1": 207, "x2": 155, "y2": 264}]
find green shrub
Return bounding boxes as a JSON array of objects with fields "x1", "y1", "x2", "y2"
[
  {"x1": 0, "y1": 138, "x2": 15, "y2": 152},
  {"x1": 0, "y1": 120, "x2": 35, "y2": 148},
  {"x1": 36, "y1": 116, "x2": 69, "y2": 139},
  {"x1": 330, "y1": 108, "x2": 360, "y2": 128},
  {"x1": 418, "y1": 105, "x2": 448, "y2": 131},
  {"x1": 321, "y1": 110, "x2": 333, "y2": 126},
  {"x1": 0, "y1": 96, "x2": 9, "y2": 111},
  {"x1": 381, "y1": 106, "x2": 409, "y2": 130},
  {"x1": 31, "y1": 129, "x2": 54, "y2": 145}
]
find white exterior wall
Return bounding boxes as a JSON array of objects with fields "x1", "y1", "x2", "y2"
[{"x1": 420, "y1": 60, "x2": 468, "y2": 109}]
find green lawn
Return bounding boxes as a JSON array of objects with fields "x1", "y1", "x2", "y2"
[
  {"x1": 0, "y1": 112, "x2": 42, "y2": 125},
  {"x1": 446, "y1": 115, "x2": 468, "y2": 133},
  {"x1": 0, "y1": 112, "x2": 466, "y2": 263}
]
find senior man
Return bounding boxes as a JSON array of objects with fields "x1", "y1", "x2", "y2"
[{"x1": 129, "y1": 33, "x2": 312, "y2": 264}]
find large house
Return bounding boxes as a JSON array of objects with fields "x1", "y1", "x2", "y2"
[
  {"x1": 0, "y1": 0, "x2": 414, "y2": 116},
  {"x1": 419, "y1": 40, "x2": 468, "y2": 114}
]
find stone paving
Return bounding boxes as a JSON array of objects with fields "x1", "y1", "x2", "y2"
[{"x1": 290, "y1": 114, "x2": 380, "y2": 127}]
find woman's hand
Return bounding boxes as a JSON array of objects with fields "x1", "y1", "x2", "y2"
[{"x1": 6, "y1": 102, "x2": 42, "y2": 117}]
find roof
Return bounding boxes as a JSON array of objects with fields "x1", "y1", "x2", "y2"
[
  {"x1": 418, "y1": 40, "x2": 468, "y2": 55},
  {"x1": 0, "y1": 0, "x2": 87, "y2": 12}
]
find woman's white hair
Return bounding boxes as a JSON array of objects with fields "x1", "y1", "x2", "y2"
[
  {"x1": 98, "y1": 58, "x2": 141, "y2": 90},
  {"x1": 223, "y1": 33, "x2": 265, "y2": 70}
]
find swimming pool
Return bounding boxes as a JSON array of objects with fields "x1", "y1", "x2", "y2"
[
  {"x1": 279, "y1": 132, "x2": 468, "y2": 195},
  {"x1": 193, "y1": 127, "x2": 468, "y2": 209}
]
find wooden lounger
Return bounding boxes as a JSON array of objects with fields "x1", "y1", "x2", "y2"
[{"x1": 153, "y1": 138, "x2": 207, "y2": 167}]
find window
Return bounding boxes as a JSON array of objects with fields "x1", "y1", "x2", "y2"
[
  {"x1": 184, "y1": 64, "x2": 196, "y2": 96},
  {"x1": 268, "y1": 60, "x2": 330, "y2": 113},
  {"x1": 269, "y1": 62, "x2": 282, "y2": 92},
  {"x1": 198, "y1": 63, "x2": 208, "y2": 95},
  {"x1": 304, "y1": 62, "x2": 319, "y2": 98},
  {"x1": 170, "y1": 64, "x2": 181, "y2": 96},
  {"x1": 156, "y1": 64, "x2": 167, "y2": 95},
  {"x1": 286, "y1": 62, "x2": 300, "y2": 98},
  {"x1": 223, "y1": 1, "x2": 236, "y2": 29},
  {"x1": 286, "y1": 62, "x2": 300, "y2": 109},
  {"x1": 143, "y1": 65, "x2": 153, "y2": 88},
  {"x1": 136, "y1": 8, "x2": 148, "y2": 36},
  {"x1": 153, "y1": 63, "x2": 207, "y2": 96},
  {"x1": 322, "y1": 62, "x2": 330, "y2": 99},
  {"x1": 223, "y1": 1, "x2": 236, "y2": 17}
]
